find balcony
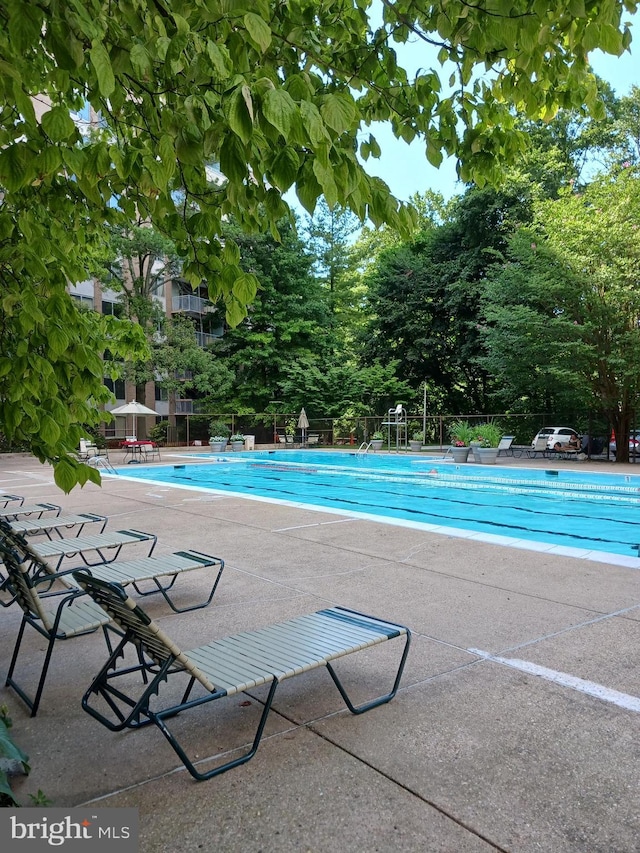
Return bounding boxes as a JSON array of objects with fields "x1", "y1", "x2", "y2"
[
  {"x1": 194, "y1": 330, "x2": 222, "y2": 347},
  {"x1": 173, "y1": 295, "x2": 209, "y2": 315}
]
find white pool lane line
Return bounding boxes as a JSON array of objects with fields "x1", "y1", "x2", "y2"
[
  {"x1": 469, "y1": 648, "x2": 640, "y2": 713},
  {"x1": 106, "y1": 473, "x2": 640, "y2": 570}
]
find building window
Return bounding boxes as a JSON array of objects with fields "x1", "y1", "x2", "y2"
[
  {"x1": 102, "y1": 300, "x2": 123, "y2": 317},
  {"x1": 104, "y1": 378, "x2": 125, "y2": 399},
  {"x1": 70, "y1": 293, "x2": 94, "y2": 310}
]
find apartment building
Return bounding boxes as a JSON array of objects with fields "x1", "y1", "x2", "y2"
[{"x1": 69, "y1": 275, "x2": 224, "y2": 439}]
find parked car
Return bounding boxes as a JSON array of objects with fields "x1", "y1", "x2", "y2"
[
  {"x1": 609, "y1": 430, "x2": 640, "y2": 456},
  {"x1": 531, "y1": 426, "x2": 579, "y2": 450}
]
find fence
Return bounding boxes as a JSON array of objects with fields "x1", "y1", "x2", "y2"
[{"x1": 154, "y1": 411, "x2": 612, "y2": 451}]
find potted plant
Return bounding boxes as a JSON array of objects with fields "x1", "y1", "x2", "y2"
[
  {"x1": 230, "y1": 433, "x2": 245, "y2": 451},
  {"x1": 208, "y1": 420, "x2": 230, "y2": 452},
  {"x1": 449, "y1": 420, "x2": 475, "y2": 462},
  {"x1": 409, "y1": 430, "x2": 424, "y2": 452},
  {"x1": 370, "y1": 430, "x2": 384, "y2": 451},
  {"x1": 472, "y1": 423, "x2": 502, "y2": 464}
]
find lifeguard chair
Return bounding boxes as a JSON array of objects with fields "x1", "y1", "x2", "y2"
[{"x1": 382, "y1": 404, "x2": 407, "y2": 451}]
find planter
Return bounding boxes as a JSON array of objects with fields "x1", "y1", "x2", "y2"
[
  {"x1": 209, "y1": 440, "x2": 227, "y2": 452},
  {"x1": 449, "y1": 446, "x2": 471, "y2": 463},
  {"x1": 469, "y1": 440, "x2": 482, "y2": 462},
  {"x1": 231, "y1": 440, "x2": 244, "y2": 451},
  {"x1": 370, "y1": 439, "x2": 384, "y2": 451},
  {"x1": 409, "y1": 440, "x2": 423, "y2": 452},
  {"x1": 475, "y1": 447, "x2": 499, "y2": 464}
]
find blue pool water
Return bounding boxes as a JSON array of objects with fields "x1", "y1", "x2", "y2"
[{"x1": 117, "y1": 451, "x2": 640, "y2": 564}]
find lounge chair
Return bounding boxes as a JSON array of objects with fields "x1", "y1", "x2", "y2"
[
  {"x1": 0, "y1": 518, "x2": 157, "y2": 571},
  {"x1": 9, "y1": 512, "x2": 107, "y2": 539},
  {"x1": 0, "y1": 539, "x2": 116, "y2": 716},
  {"x1": 73, "y1": 571, "x2": 412, "y2": 781},
  {"x1": 78, "y1": 438, "x2": 103, "y2": 461},
  {"x1": 0, "y1": 502, "x2": 61, "y2": 521},
  {"x1": 307, "y1": 433, "x2": 320, "y2": 446},
  {"x1": 1, "y1": 521, "x2": 223, "y2": 614},
  {"x1": 497, "y1": 436, "x2": 515, "y2": 456},
  {"x1": 527, "y1": 437, "x2": 548, "y2": 458},
  {"x1": 0, "y1": 494, "x2": 23, "y2": 508}
]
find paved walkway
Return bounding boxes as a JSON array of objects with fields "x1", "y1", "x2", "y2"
[{"x1": 1, "y1": 450, "x2": 639, "y2": 852}]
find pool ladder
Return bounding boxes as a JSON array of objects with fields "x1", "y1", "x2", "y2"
[
  {"x1": 86, "y1": 455, "x2": 118, "y2": 475},
  {"x1": 357, "y1": 442, "x2": 371, "y2": 455}
]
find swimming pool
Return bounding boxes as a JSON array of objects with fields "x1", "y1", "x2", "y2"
[{"x1": 116, "y1": 451, "x2": 640, "y2": 567}]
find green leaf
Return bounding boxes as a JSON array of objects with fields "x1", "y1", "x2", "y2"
[
  {"x1": 7, "y1": 1, "x2": 42, "y2": 53},
  {"x1": 41, "y1": 107, "x2": 75, "y2": 142},
  {"x1": 222, "y1": 240, "x2": 241, "y2": 266},
  {"x1": 299, "y1": 101, "x2": 328, "y2": 146},
  {"x1": 39, "y1": 414, "x2": 61, "y2": 446},
  {"x1": 312, "y1": 159, "x2": 338, "y2": 207},
  {"x1": 269, "y1": 146, "x2": 300, "y2": 190},
  {"x1": 219, "y1": 133, "x2": 248, "y2": 183},
  {"x1": 53, "y1": 458, "x2": 77, "y2": 494},
  {"x1": 227, "y1": 86, "x2": 253, "y2": 144},
  {"x1": 206, "y1": 42, "x2": 231, "y2": 78},
  {"x1": 130, "y1": 43, "x2": 152, "y2": 78},
  {"x1": 321, "y1": 93, "x2": 357, "y2": 134},
  {"x1": 244, "y1": 13, "x2": 272, "y2": 53},
  {"x1": 224, "y1": 296, "x2": 248, "y2": 328},
  {"x1": 262, "y1": 89, "x2": 297, "y2": 138},
  {"x1": 232, "y1": 272, "x2": 259, "y2": 305},
  {"x1": 47, "y1": 326, "x2": 70, "y2": 357},
  {"x1": 90, "y1": 41, "x2": 115, "y2": 97}
]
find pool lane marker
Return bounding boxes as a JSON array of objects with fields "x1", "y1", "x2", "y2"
[{"x1": 469, "y1": 648, "x2": 640, "y2": 713}]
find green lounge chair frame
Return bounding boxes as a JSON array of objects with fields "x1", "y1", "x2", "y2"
[
  {"x1": 0, "y1": 502, "x2": 61, "y2": 521},
  {"x1": 1, "y1": 522, "x2": 221, "y2": 614},
  {"x1": 0, "y1": 540, "x2": 117, "y2": 717},
  {"x1": 9, "y1": 512, "x2": 107, "y2": 539},
  {"x1": 74, "y1": 571, "x2": 411, "y2": 781}
]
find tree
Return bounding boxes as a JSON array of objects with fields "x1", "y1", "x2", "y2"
[
  {"x1": 304, "y1": 199, "x2": 364, "y2": 354},
  {"x1": 207, "y1": 219, "x2": 333, "y2": 412},
  {"x1": 152, "y1": 314, "x2": 234, "y2": 405},
  {"x1": 362, "y1": 183, "x2": 533, "y2": 412},
  {"x1": 480, "y1": 166, "x2": 640, "y2": 460},
  {"x1": 0, "y1": 0, "x2": 635, "y2": 485}
]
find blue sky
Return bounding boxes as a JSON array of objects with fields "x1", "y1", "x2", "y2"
[{"x1": 362, "y1": 16, "x2": 638, "y2": 204}]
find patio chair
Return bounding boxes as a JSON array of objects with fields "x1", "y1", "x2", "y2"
[
  {"x1": 9, "y1": 512, "x2": 108, "y2": 539},
  {"x1": 140, "y1": 441, "x2": 161, "y2": 462},
  {"x1": 527, "y1": 437, "x2": 548, "y2": 458},
  {"x1": 0, "y1": 502, "x2": 61, "y2": 521},
  {"x1": 1, "y1": 522, "x2": 223, "y2": 614},
  {"x1": 73, "y1": 571, "x2": 412, "y2": 781},
  {"x1": 0, "y1": 539, "x2": 117, "y2": 717},
  {"x1": 307, "y1": 434, "x2": 320, "y2": 446}
]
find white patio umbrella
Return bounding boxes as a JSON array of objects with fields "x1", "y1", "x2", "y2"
[
  {"x1": 297, "y1": 407, "x2": 310, "y2": 445},
  {"x1": 109, "y1": 400, "x2": 159, "y2": 440}
]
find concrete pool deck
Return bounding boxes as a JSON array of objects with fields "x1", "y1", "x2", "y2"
[{"x1": 1, "y1": 448, "x2": 639, "y2": 852}]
